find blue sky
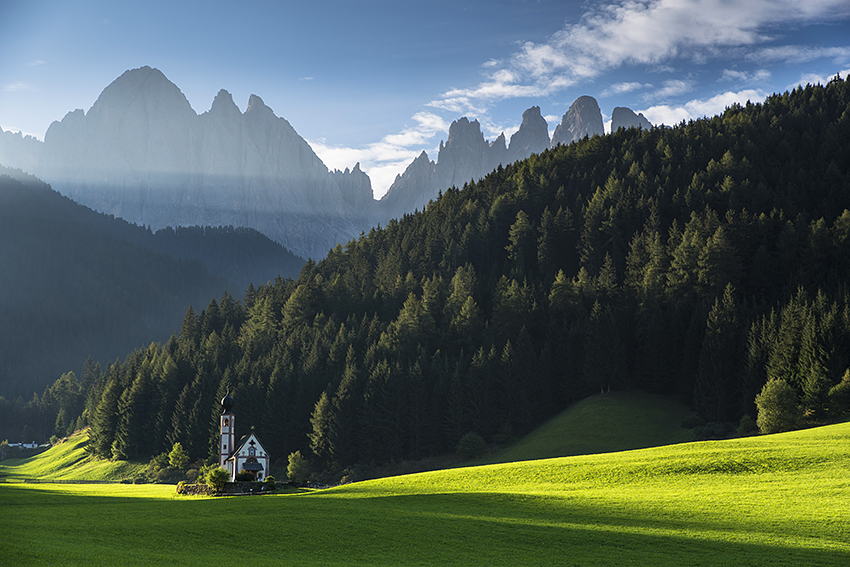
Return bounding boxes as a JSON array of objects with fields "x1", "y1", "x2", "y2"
[{"x1": 1, "y1": 0, "x2": 849, "y2": 197}]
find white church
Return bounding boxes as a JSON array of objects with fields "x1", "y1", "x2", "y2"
[{"x1": 218, "y1": 392, "x2": 271, "y2": 482}]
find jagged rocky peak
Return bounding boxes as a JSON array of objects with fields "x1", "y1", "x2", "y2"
[
  {"x1": 551, "y1": 95, "x2": 604, "y2": 148},
  {"x1": 87, "y1": 66, "x2": 195, "y2": 126},
  {"x1": 210, "y1": 89, "x2": 240, "y2": 115},
  {"x1": 332, "y1": 162, "x2": 374, "y2": 210},
  {"x1": 245, "y1": 94, "x2": 280, "y2": 124},
  {"x1": 491, "y1": 132, "x2": 507, "y2": 151},
  {"x1": 611, "y1": 107, "x2": 652, "y2": 131},
  {"x1": 441, "y1": 117, "x2": 486, "y2": 153},
  {"x1": 509, "y1": 106, "x2": 550, "y2": 158}
]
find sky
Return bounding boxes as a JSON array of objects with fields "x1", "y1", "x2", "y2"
[{"x1": 1, "y1": 0, "x2": 849, "y2": 198}]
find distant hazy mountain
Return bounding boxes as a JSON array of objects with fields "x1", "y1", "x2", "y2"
[
  {"x1": 0, "y1": 67, "x2": 650, "y2": 259},
  {"x1": 1, "y1": 67, "x2": 371, "y2": 260}
]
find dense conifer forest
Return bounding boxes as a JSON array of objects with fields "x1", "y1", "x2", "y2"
[{"x1": 4, "y1": 78, "x2": 850, "y2": 478}]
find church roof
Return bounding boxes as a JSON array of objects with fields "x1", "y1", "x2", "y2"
[{"x1": 225, "y1": 432, "x2": 269, "y2": 461}]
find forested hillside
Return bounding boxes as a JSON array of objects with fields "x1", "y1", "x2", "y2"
[
  {"x1": 10, "y1": 78, "x2": 850, "y2": 478},
  {"x1": 0, "y1": 169, "x2": 303, "y2": 407}
]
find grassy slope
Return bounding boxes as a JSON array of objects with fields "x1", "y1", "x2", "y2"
[
  {"x1": 483, "y1": 390, "x2": 697, "y2": 464},
  {"x1": 0, "y1": 430, "x2": 145, "y2": 481},
  {"x1": 2, "y1": 422, "x2": 848, "y2": 566}
]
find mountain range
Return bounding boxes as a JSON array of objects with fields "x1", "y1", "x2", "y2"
[{"x1": 0, "y1": 66, "x2": 651, "y2": 259}]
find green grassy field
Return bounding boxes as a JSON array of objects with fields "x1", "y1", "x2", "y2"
[
  {"x1": 1, "y1": 422, "x2": 848, "y2": 566},
  {"x1": 483, "y1": 390, "x2": 697, "y2": 464},
  {"x1": 0, "y1": 431, "x2": 145, "y2": 481}
]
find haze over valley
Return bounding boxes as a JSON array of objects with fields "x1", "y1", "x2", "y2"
[{"x1": 0, "y1": 66, "x2": 651, "y2": 260}]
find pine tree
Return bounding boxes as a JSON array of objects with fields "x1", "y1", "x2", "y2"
[
  {"x1": 695, "y1": 284, "x2": 742, "y2": 422},
  {"x1": 308, "y1": 391, "x2": 335, "y2": 469}
]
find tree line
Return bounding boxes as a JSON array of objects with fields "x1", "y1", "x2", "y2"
[{"x1": 6, "y1": 77, "x2": 850, "y2": 479}]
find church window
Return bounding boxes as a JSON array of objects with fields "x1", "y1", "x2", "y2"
[
  {"x1": 249, "y1": 446, "x2": 256, "y2": 457},
  {"x1": 223, "y1": 419, "x2": 229, "y2": 427}
]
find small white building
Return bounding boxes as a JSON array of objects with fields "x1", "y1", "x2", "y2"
[{"x1": 218, "y1": 392, "x2": 271, "y2": 482}]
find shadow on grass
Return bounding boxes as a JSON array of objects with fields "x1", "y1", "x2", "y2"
[{"x1": 2, "y1": 485, "x2": 846, "y2": 566}]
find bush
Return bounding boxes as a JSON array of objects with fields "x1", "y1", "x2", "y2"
[
  {"x1": 262, "y1": 476, "x2": 277, "y2": 490},
  {"x1": 456, "y1": 432, "x2": 488, "y2": 460},
  {"x1": 287, "y1": 450, "x2": 311, "y2": 484},
  {"x1": 755, "y1": 379, "x2": 799, "y2": 434},
  {"x1": 205, "y1": 466, "x2": 230, "y2": 493},
  {"x1": 150, "y1": 452, "x2": 170, "y2": 470},
  {"x1": 168, "y1": 442, "x2": 190, "y2": 471},
  {"x1": 235, "y1": 470, "x2": 254, "y2": 482},
  {"x1": 185, "y1": 468, "x2": 199, "y2": 483}
]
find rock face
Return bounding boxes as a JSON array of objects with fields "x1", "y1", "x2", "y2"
[
  {"x1": 508, "y1": 106, "x2": 550, "y2": 162},
  {"x1": 379, "y1": 109, "x2": 552, "y2": 221},
  {"x1": 551, "y1": 95, "x2": 605, "y2": 147},
  {"x1": 611, "y1": 107, "x2": 652, "y2": 131},
  {"x1": 6, "y1": 67, "x2": 373, "y2": 260}
]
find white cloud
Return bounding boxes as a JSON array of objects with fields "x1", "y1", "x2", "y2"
[
  {"x1": 2, "y1": 82, "x2": 33, "y2": 92},
  {"x1": 427, "y1": 0, "x2": 850, "y2": 112},
  {"x1": 750, "y1": 45, "x2": 850, "y2": 64},
  {"x1": 651, "y1": 79, "x2": 694, "y2": 99},
  {"x1": 721, "y1": 69, "x2": 771, "y2": 82},
  {"x1": 426, "y1": 96, "x2": 486, "y2": 115},
  {"x1": 640, "y1": 88, "x2": 766, "y2": 126},
  {"x1": 602, "y1": 81, "x2": 652, "y2": 96}
]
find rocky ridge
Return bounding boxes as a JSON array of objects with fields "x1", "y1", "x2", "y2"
[{"x1": 0, "y1": 67, "x2": 651, "y2": 259}]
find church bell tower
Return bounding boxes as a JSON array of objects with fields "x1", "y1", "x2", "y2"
[{"x1": 219, "y1": 392, "x2": 236, "y2": 472}]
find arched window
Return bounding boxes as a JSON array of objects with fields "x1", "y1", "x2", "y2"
[
  {"x1": 249, "y1": 446, "x2": 256, "y2": 457},
  {"x1": 223, "y1": 419, "x2": 229, "y2": 427}
]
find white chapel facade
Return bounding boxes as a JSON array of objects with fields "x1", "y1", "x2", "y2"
[{"x1": 219, "y1": 392, "x2": 271, "y2": 482}]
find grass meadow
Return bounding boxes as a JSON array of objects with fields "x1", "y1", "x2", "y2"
[{"x1": 1, "y1": 421, "x2": 848, "y2": 566}]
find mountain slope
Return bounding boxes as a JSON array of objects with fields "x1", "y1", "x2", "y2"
[
  {"x1": 61, "y1": 78, "x2": 850, "y2": 475},
  {"x1": 0, "y1": 168, "x2": 300, "y2": 401}
]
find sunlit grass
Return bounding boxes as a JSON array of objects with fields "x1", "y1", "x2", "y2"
[
  {"x1": 0, "y1": 430, "x2": 145, "y2": 481},
  {"x1": 2, "y1": 422, "x2": 848, "y2": 565}
]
